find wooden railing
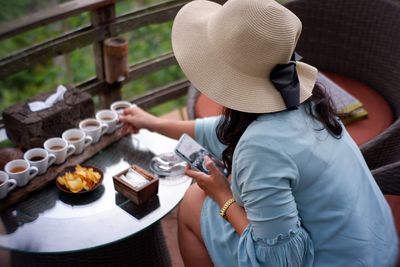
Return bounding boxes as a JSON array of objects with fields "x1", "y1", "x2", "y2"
[{"x1": 0, "y1": 0, "x2": 225, "y2": 129}]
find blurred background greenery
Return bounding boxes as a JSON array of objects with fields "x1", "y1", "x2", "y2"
[{"x1": 0, "y1": 0, "x2": 186, "y2": 117}]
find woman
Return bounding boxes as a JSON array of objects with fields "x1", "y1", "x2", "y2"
[{"x1": 119, "y1": 0, "x2": 398, "y2": 266}]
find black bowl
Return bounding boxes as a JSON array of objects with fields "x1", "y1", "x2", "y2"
[{"x1": 55, "y1": 165, "x2": 104, "y2": 194}]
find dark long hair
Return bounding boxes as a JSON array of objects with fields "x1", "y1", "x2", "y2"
[{"x1": 216, "y1": 83, "x2": 342, "y2": 173}]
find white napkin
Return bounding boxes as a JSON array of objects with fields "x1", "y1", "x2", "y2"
[
  {"x1": 120, "y1": 168, "x2": 150, "y2": 188},
  {"x1": 28, "y1": 85, "x2": 67, "y2": 112}
]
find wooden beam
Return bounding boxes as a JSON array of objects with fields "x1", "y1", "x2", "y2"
[
  {"x1": 0, "y1": 26, "x2": 103, "y2": 79},
  {"x1": 132, "y1": 80, "x2": 190, "y2": 109},
  {"x1": 77, "y1": 76, "x2": 189, "y2": 111},
  {"x1": 0, "y1": 0, "x2": 115, "y2": 41},
  {"x1": 112, "y1": 0, "x2": 187, "y2": 35},
  {"x1": 125, "y1": 53, "x2": 178, "y2": 83},
  {"x1": 78, "y1": 53, "x2": 178, "y2": 95}
]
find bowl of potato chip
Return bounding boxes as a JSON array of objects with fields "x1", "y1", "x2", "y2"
[{"x1": 56, "y1": 165, "x2": 103, "y2": 194}]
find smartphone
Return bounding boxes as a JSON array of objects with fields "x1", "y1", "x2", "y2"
[{"x1": 174, "y1": 134, "x2": 228, "y2": 176}]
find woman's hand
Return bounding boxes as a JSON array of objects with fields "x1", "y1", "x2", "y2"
[
  {"x1": 187, "y1": 156, "x2": 248, "y2": 232},
  {"x1": 119, "y1": 106, "x2": 160, "y2": 134},
  {"x1": 185, "y1": 156, "x2": 233, "y2": 207}
]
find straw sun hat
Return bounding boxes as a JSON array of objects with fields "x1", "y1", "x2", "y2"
[{"x1": 172, "y1": 0, "x2": 318, "y2": 113}]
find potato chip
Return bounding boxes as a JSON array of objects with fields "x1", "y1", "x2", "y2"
[
  {"x1": 66, "y1": 177, "x2": 83, "y2": 192},
  {"x1": 57, "y1": 165, "x2": 101, "y2": 193},
  {"x1": 57, "y1": 176, "x2": 65, "y2": 186}
]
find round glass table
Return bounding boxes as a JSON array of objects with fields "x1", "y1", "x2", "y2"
[{"x1": 0, "y1": 130, "x2": 191, "y2": 266}]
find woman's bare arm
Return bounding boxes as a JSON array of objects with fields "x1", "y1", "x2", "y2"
[{"x1": 119, "y1": 106, "x2": 196, "y2": 139}]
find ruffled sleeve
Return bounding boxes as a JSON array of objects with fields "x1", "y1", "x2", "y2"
[
  {"x1": 232, "y1": 136, "x2": 314, "y2": 266},
  {"x1": 238, "y1": 223, "x2": 314, "y2": 266}
]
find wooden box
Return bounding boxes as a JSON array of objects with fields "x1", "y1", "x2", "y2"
[
  {"x1": 113, "y1": 165, "x2": 159, "y2": 205},
  {"x1": 2, "y1": 87, "x2": 94, "y2": 149}
]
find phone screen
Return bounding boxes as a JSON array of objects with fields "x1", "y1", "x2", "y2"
[{"x1": 175, "y1": 134, "x2": 228, "y2": 176}]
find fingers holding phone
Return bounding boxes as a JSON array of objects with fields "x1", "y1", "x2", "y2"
[
  {"x1": 175, "y1": 134, "x2": 228, "y2": 176},
  {"x1": 186, "y1": 156, "x2": 232, "y2": 204}
]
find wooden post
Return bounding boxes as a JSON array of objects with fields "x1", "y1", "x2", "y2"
[{"x1": 90, "y1": 3, "x2": 122, "y2": 109}]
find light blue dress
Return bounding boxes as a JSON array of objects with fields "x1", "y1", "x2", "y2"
[{"x1": 194, "y1": 103, "x2": 398, "y2": 267}]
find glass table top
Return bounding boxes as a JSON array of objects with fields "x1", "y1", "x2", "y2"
[{"x1": 0, "y1": 130, "x2": 191, "y2": 253}]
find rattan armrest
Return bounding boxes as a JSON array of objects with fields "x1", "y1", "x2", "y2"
[
  {"x1": 372, "y1": 161, "x2": 400, "y2": 196},
  {"x1": 361, "y1": 120, "x2": 400, "y2": 170}
]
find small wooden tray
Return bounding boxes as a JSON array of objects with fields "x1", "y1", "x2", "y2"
[
  {"x1": 113, "y1": 164, "x2": 159, "y2": 205},
  {"x1": 0, "y1": 129, "x2": 127, "y2": 211}
]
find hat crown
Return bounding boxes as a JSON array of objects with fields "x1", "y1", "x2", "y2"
[
  {"x1": 171, "y1": 0, "x2": 317, "y2": 113},
  {"x1": 208, "y1": 0, "x2": 302, "y2": 77}
]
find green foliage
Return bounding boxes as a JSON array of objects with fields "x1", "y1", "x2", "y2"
[
  {"x1": 0, "y1": 10, "x2": 89, "y2": 58},
  {"x1": 124, "y1": 22, "x2": 173, "y2": 64},
  {"x1": 0, "y1": 61, "x2": 63, "y2": 111},
  {"x1": 122, "y1": 65, "x2": 185, "y2": 100},
  {"x1": 0, "y1": 0, "x2": 63, "y2": 23},
  {"x1": 0, "y1": 139, "x2": 15, "y2": 149},
  {"x1": 68, "y1": 46, "x2": 96, "y2": 83},
  {"x1": 116, "y1": 0, "x2": 164, "y2": 16},
  {"x1": 0, "y1": 45, "x2": 94, "y2": 112}
]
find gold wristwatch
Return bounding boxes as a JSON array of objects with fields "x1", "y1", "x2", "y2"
[{"x1": 219, "y1": 198, "x2": 236, "y2": 219}]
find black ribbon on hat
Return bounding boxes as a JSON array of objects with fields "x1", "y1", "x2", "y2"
[{"x1": 270, "y1": 52, "x2": 303, "y2": 110}]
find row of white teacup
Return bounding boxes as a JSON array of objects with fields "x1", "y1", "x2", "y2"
[{"x1": 0, "y1": 101, "x2": 135, "y2": 199}]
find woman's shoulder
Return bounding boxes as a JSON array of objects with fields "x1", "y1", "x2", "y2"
[
  {"x1": 238, "y1": 104, "x2": 332, "y2": 155},
  {"x1": 237, "y1": 124, "x2": 288, "y2": 157},
  {"x1": 244, "y1": 108, "x2": 312, "y2": 141}
]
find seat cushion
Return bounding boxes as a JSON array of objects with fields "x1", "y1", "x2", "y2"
[
  {"x1": 193, "y1": 72, "x2": 394, "y2": 146},
  {"x1": 323, "y1": 72, "x2": 394, "y2": 145},
  {"x1": 194, "y1": 93, "x2": 223, "y2": 118}
]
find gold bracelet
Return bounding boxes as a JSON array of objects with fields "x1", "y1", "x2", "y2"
[{"x1": 219, "y1": 198, "x2": 236, "y2": 219}]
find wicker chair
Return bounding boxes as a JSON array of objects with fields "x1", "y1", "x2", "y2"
[{"x1": 283, "y1": 0, "x2": 400, "y2": 172}]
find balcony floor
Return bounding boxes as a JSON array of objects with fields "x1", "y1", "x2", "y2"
[{"x1": 162, "y1": 207, "x2": 184, "y2": 267}]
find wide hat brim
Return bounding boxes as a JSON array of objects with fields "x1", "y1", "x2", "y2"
[{"x1": 172, "y1": 0, "x2": 318, "y2": 113}]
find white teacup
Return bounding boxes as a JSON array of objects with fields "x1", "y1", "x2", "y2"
[
  {"x1": 0, "y1": 171, "x2": 17, "y2": 199},
  {"x1": 110, "y1": 101, "x2": 136, "y2": 115},
  {"x1": 4, "y1": 159, "x2": 39, "y2": 187},
  {"x1": 62, "y1": 128, "x2": 93, "y2": 155},
  {"x1": 44, "y1": 138, "x2": 76, "y2": 165},
  {"x1": 96, "y1": 109, "x2": 122, "y2": 134},
  {"x1": 24, "y1": 148, "x2": 56, "y2": 175},
  {"x1": 79, "y1": 119, "x2": 109, "y2": 143}
]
